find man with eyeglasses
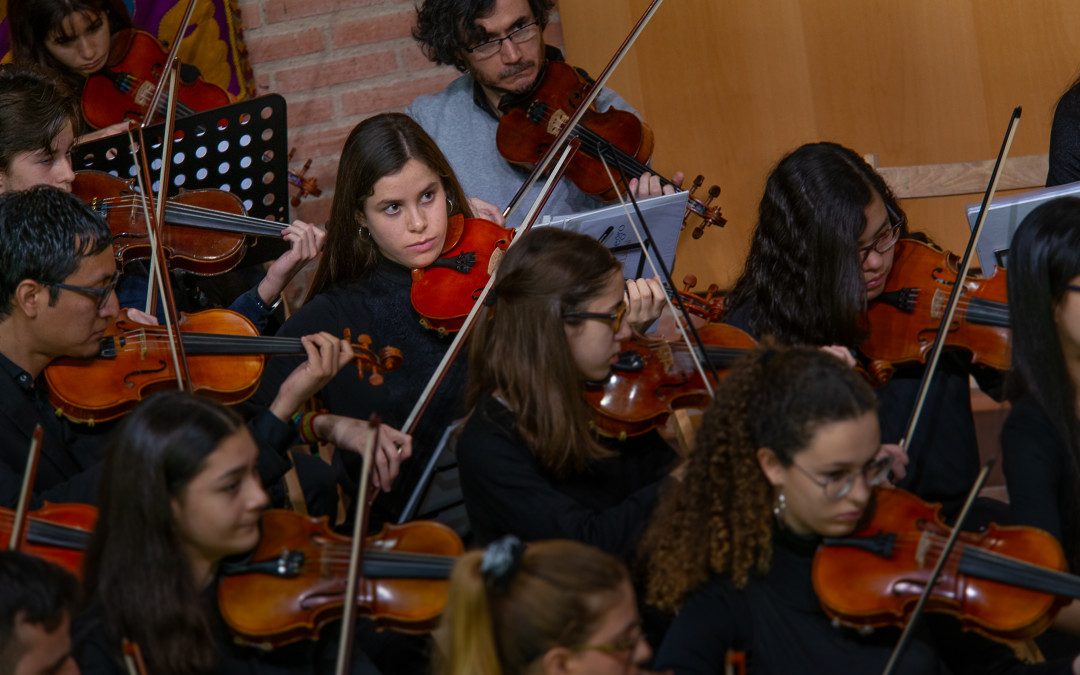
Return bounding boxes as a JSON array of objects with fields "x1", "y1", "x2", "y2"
[{"x1": 407, "y1": 0, "x2": 682, "y2": 229}]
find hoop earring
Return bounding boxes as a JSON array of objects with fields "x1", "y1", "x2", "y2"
[
  {"x1": 357, "y1": 225, "x2": 369, "y2": 240},
  {"x1": 773, "y1": 491, "x2": 786, "y2": 520},
  {"x1": 446, "y1": 196, "x2": 454, "y2": 212}
]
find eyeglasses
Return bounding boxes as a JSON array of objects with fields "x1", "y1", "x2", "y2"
[
  {"x1": 49, "y1": 269, "x2": 120, "y2": 310},
  {"x1": 790, "y1": 454, "x2": 893, "y2": 500},
  {"x1": 574, "y1": 622, "x2": 643, "y2": 658},
  {"x1": 857, "y1": 205, "x2": 905, "y2": 263},
  {"x1": 563, "y1": 301, "x2": 627, "y2": 333},
  {"x1": 465, "y1": 21, "x2": 541, "y2": 59}
]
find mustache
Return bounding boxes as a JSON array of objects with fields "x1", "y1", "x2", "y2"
[{"x1": 498, "y1": 60, "x2": 535, "y2": 79}]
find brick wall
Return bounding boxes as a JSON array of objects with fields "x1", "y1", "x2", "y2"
[{"x1": 236, "y1": 0, "x2": 564, "y2": 230}]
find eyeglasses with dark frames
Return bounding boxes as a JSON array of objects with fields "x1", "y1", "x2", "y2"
[
  {"x1": 857, "y1": 205, "x2": 905, "y2": 264},
  {"x1": 465, "y1": 21, "x2": 541, "y2": 59},
  {"x1": 49, "y1": 269, "x2": 121, "y2": 310},
  {"x1": 790, "y1": 454, "x2": 893, "y2": 501},
  {"x1": 562, "y1": 302, "x2": 627, "y2": 333}
]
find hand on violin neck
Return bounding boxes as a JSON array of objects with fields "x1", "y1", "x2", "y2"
[
  {"x1": 465, "y1": 197, "x2": 506, "y2": 225},
  {"x1": 267, "y1": 332, "x2": 350, "y2": 422},
  {"x1": 627, "y1": 170, "x2": 684, "y2": 200},
  {"x1": 819, "y1": 345, "x2": 858, "y2": 369},
  {"x1": 317, "y1": 415, "x2": 413, "y2": 493},
  {"x1": 124, "y1": 307, "x2": 159, "y2": 326},
  {"x1": 625, "y1": 276, "x2": 665, "y2": 332},
  {"x1": 875, "y1": 443, "x2": 908, "y2": 483},
  {"x1": 259, "y1": 220, "x2": 326, "y2": 305}
]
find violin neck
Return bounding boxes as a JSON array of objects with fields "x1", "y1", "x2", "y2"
[
  {"x1": 963, "y1": 297, "x2": 1009, "y2": 329},
  {"x1": 576, "y1": 128, "x2": 676, "y2": 189},
  {"x1": 960, "y1": 545, "x2": 1080, "y2": 599},
  {"x1": 162, "y1": 201, "x2": 286, "y2": 238},
  {"x1": 25, "y1": 518, "x2": 90, "y2": 553}
]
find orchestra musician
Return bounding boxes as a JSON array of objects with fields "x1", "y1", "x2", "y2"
[
  {"x1": 407, "y1": 0, "x2": 683, "y2": 227},
  {"x1": 435, "y1": 535, "x2": 652, "y2": 675},
  {"x1": 455, "y1": 226, "x2": 676, "y2": 560},
  {"x1": 72, "y1": 391, "x2": 381, "y2": 674},
  {"x1": 641, "y1": 347, "x2": 1080, "y2": 674},
  {"x1": 1047, "y1": 72, "x2": 1080, "y2": 187},
  {"x1": 1003, "y1": 196, "x2": 1080, "y2": 647},
  {"x1": 0, "y1": 551, "x2": 80, "y2": 675},
  {"x1": 721, "y1": 142, "x2": 997, "y2": 516}
]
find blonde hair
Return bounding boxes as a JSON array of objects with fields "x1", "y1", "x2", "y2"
[{"x1": 435, "y1": 539, "x2": 629, "y2": 675}]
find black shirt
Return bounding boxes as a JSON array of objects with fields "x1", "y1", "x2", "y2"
[
  {"x1": 456, "y1": 393, "x2": 676, "y2": 560},
  {"x1": 1048, "y1": 83, "x2": 1080, "y2": 188}
]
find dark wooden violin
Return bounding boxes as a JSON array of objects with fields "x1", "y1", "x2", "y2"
[
  {"x1": 44, "y1": 308, "x2": 402, "y2": 424},
  {"x1": 73, "y1": 171, "x2": 289, "y2": 276},
  {"x1": 410, "y1": 213, "x2": 514, "y2": 334},
  {"x1": 859, "y1": 239, "x2": 1009, "y2": 386},
  {"x1": 813, "y1": 487, "x2": 1079, "y2": 644},
  {"x1": 217, "y1": 509, "x2": 463, "y2": 647},
  {"x1": 82, "y1": 29, "x2": 230, "y2": 130},
  {"x1": 0, "y1": 503, "x2": 95, "y2": 577}
]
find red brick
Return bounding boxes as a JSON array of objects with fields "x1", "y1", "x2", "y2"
[
  {"x1": 340, "y1": 73, "x2": 457, "y2": 116},
  {"x1": 289, "y1": 124, "x2": 356, "y2": 160},
  {"x1": 265, "y1": 0, "x2": 380, "y2": 24},
  {"x1": 286, "y1": 95, "x2": 335, "y2": 127},
  {"x1": 255, "y1": 73, "x2": 271, "y2": 93},
  {"x1": 331, "y1": 11, "x2": 416, "y2": 49},
  {"x1": 293, "y1": 195, "x2": 332, "y2": 230},
  {"x1": 238, "y1": 2, "x2": 261, "y2": 30},
  {"x1": 274, "y1": 52, "x2": 398, "y2": 94},
  {"x1": 246, "y1": 27, "x2": 325, "y2": 64},
  {"x1": 402, "y1": 43, "x2": 440, "y2": 72}
]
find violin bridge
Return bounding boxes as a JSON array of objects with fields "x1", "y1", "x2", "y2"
[
  {"x1": 488, "y1": 248, "x2": 505, "y2": 275},
  {"x1": 547, "y1": 109, "x2": 569, "y2": 136},
  {"x1": 915, "y1": 530, "x2": 931, "y2": 568}
]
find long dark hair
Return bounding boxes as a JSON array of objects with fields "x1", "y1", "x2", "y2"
[
  {"x1": 1006, "y1": 196, "x2": 1080, "y2": 569},
  {"x1": 81, "y1": 392, "x2": 245, "y2": 675},
  {"x1": 724, "y1": 142, "x2": 905, "y2": 347},
  {"x1": 465, "y1": 227, "x2": 621, "y2": 477},
  {"x1": 641, "y1": 347, "x2": 878, "y2": 610},
  {"x1": 305, "y1": 112, "x2": 472, "y2": 301},
  {"x1": 0, "y1": 65, "x2": 80, "y2": 173},
  {"x1": 8, "y1": 0, "x2": 132, "y2": 91}
]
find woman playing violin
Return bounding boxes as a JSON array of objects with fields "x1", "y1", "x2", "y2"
[
  {"x1": 642, "y1": 347, "x2": 1080, "y2": 674},
  {"x1": 456, "y1": 226, "x2": 675, "y2": 560},
  {"x1": 722, "y1": 142, "x2": 996, "y2": 515},
  {"x1": 73, "y1": 391, "x2": 382, "y2": 674},
  {"x1": 435, "y1": 535, "x2": 654, "y2": 675},
  {"x1": 1003, "y1": 196, "x2": 1080, "y2": 646}
]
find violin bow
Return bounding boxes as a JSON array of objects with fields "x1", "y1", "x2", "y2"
[
  {"x1": 334, "y1": 415, "x2": 380, "y2": 675},
  {"x1": 501, "y1": 0, "x2": 665, "y2": 225},
  {"x1": 122, "y1": 638, "x2": 151, "y2": 675},
  {"x1": 139, "y1": 0, "x2": 201, "y2": 130},
  {"x1": 8, "y1": 425, "x2": 43, "y2": 550},
  {"x1": 897, "y1": 107, "x2": 1021, "y2": 456}
]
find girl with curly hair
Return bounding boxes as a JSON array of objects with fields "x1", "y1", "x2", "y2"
[
  {"x1": 435, "y1": 536, "x2": 652, "y2": 675},
  {"x1": 642, "y1": 347, "x2": 1080, "y2": 674},
  {"x1": 723, "y1": 141, "x2": 998, "y2": 515}
]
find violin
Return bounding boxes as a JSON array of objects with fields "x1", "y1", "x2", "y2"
[
  {"x1": 859, "y1": 239, "x2": 1009, "y2": 386},
  {"x1": 217, "y1": 509, "x2": 463, "y2": 647},
  {"x1": 0, "y1": 503, "x2": 96, "y2": 577},
  {"x1": 73, "y1": 171, "x2": 288, "y2": 276},
  {"x1": 81, "y1": 29, "x2": 230, "y2": 130},
  {"x1": 813, "y1": 487, "x2": 1080, "y2": 644},
  {"x1": 410, "y1": 213, "x2": 515, "y2": 334},
  {"x1": 584, "y1": 323, "x2": 758, "y2": 438},
  {"x1": 44, "y1": 309, "x2": 402, "y2": 424}
]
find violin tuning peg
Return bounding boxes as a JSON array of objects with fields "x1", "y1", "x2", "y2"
[
  {"x1": 706, "y1": 283, "x2": 719, "y2": 300},
  {"x1": 682, "y1": 274, "x2": 697, "y2": 292},
  {"x1": 708, "y1": 185, "x2": 720, "y2": 199}
]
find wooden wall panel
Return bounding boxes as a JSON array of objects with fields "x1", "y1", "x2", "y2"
[{"x1": 560, "y1": 1, "x2": 1080, "y2": 287}]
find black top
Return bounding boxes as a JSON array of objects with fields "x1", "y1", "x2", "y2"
[
  {"x1": 0, "y1": 350, "x2": 298, "y2": 510},
  {"x1": 723, "y1": 303, "x2": 982, "y2": 514},
  {"x1": 1001, "y1": 394, "x2": 1078, "y2": 568},
  {"x1": 73, "y1": 577, "x2": 381, "y2": 675},
  {"x1": 253, "y1": 257, "x2": 467, "y2": 523},
  {"x1": 456, "y1": 393, "x2": 676, "y2": 560},
  {"x1": 653, "y1": 527, "x2": 1074, "y2": 675},
  {"x1": 1048, "y1": 82, "x2": 1080, "y2": 187}
]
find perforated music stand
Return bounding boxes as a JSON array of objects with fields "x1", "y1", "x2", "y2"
[{"x1": 73, "y1": 95, "x2": 292, "y2": 262}]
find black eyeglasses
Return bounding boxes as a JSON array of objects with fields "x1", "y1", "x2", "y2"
[
  {"x1": 791, "y1": 454, "x2": 893, "y2": 501},
  {"x1": 562, "y1": 302, "x2": 627, "y2": 333},
  {"x1": 49, "y1": 269, "x2": 120, "y2": 310},
  {"x1": 857, "y1": 205, "x2": 905, "y2": 263},
  {"x1": 465, "y1": 21, "x2": 541, "y2": 58}
]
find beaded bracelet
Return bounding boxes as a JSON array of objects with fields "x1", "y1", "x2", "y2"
[{"x1": 291, "y1": 411, "x2": 327, "y2": 444}]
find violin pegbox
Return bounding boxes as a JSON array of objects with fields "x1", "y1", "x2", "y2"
[{"x1": 342, "y1": 328, "x2": 403, "y2": 387}]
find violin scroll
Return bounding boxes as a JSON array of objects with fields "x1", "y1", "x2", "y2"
[
  {"x1": 684, "y1": 175, "x2": 727, "y2": 239},
  {"x1": 287, "y1": 148, "x2": 324, "y2": 207}
]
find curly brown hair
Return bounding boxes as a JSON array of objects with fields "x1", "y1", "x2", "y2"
[{"x1": 640, "y1": 346, "x2": 877, "y2": 611}]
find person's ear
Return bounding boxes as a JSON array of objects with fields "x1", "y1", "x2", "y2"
[
  {"x1": 756, "y1": 447, "x2": 786, "y2": 488},
  {"x1": 13, "y1": 279, "x2": 47, "y2": 318},
  {"x1": 540, "y1": 646, "x2": 576, "y2": 675}
]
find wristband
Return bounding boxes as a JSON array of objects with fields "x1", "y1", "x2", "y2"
[{"x1": 291, "y1": 411, "x2": 327, "y2": 444}]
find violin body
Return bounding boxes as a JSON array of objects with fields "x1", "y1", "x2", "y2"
[
  {"x1": 860, "y1": 239, "x2": 1009, "y2": 386},
  {"x1": 496, "y1": 61, "x2": 655, "y2": 201},
  {"x1": 584, "y1": 324, "x2": 757, "y2": 438},
  {"x1": 1, "y1": 502, "x2": 96, "y2": 577},
  {"x1": 218, "y1": 509, "x2": 464, "y2": 647},
  {"x1": 73, "y1": 170, "x2": 261, "y2": 276},
  {"x1": 411, "y1": 214, "x2": 514, "y2": 334},
  {"x1": 82, "y1": 29, "x2": 229, "y2": 130},
  {"x1": 813, "y1": 487, "x2": 1070, "y2": 643}
]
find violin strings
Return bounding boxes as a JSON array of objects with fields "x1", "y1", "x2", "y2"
[
  {"x1": 93, "y1": 197, "x2": 286, "y2": 237},
  {"x1": 527, "y1": 107, "x2": 659, "y2": 182},
  {"x1": 881, "y1": 288, "x2": 1010, "y2": 325}
]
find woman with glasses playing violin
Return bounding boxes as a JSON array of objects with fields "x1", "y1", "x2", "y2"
[
  {"x1": 642, "y1": 347, "x2": 1080, "y2": 674},
  {"x1": 435, "y1": 536, "x2": 654, "y2": 675},
  {"x1": 456, "y1": 227, "x2": 680, "y2": 562},
  {"x1": 721, "y1": 141, "x2": 999, "y2": 518}
]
